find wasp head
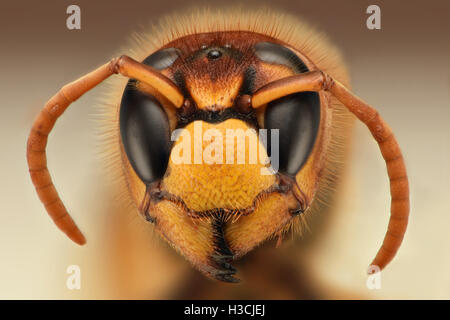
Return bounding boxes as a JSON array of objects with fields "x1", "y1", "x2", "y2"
[{"x1": 119, "y1": 31, "x2": 325, "y2": 282}]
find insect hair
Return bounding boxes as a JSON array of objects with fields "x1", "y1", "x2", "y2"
[{"x1": 94, "y1": 6, "x2": 354, "y2": 239}]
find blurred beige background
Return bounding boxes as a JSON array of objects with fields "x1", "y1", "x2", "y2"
[{"x1": 0, "y1": 0, "x2": 449, "y2": 299}]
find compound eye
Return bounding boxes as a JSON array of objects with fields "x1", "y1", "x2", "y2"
[
  {"x1": 120, "y1": 85, "x2": 171, "y2": 184},
  {"x1": 119, "y1": 48, "x2": 179, "y2": 184},
  {"x1": 257, "y1": 42, "x2": 320, "y2": 176},
  {"x1": 142, "y1": 47, "x2": 180, "y2": 70},
  {"x1": 254, "y1": 42, "x2": 309, "y2": 73},
  {"x1": 264, "y1": 92, "x2": 320, "y2": 176}
]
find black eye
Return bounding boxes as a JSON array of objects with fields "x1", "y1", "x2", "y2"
[
  {"x1": 257, "y1": 42, "x2": 320, "y2": 175},
  {"x1": 119, "y1": 84, "x2": 171, "y2": 184},
  {"x1": 254, "y1": 42, "x2": 309, "y2": 73},
  {"x1": 265, "y1": 92, "x2": 320, "y2": 176},
  {"x1": 207, "y1": 49, "x2": 222, "y2": 60},
  {"x1": 119, "y1": 48, "x2": 179, "y2": 184},
  {"x1": 141, "y1": 47, "x2": 180, "y2": 70}
]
